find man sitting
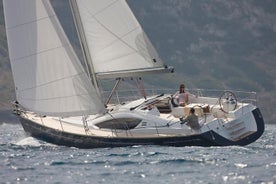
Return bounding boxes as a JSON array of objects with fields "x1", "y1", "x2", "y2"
[{"x1": 180, "y1": 108, "x2": 200, "y2": 130}]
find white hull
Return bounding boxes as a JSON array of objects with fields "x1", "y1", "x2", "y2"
[{"x1": 17, "y1": 92, "x2": 264, "y2": 148}]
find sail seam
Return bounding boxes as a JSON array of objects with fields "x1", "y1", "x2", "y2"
[
  {"x1": 16, "y1": 72, "x2": 88, "y2": 92},
  {"x1": 10, "y1": 44, "x2": 71, "y2": 62},
  {"x1": 94, "y1": 26, "x2": 141, "y2": 57},
  {"x1": 95, "y1": 50, "x2": 137, "y2": 64},
  {"x1": 79, "y1": 0, "x2": 141, "y2": 56},
  {"x1": 18, "y1": 93, "x2": 92, "y2": 101},
  {"x1": 93, "y1": 17, "x2": 139, "y2": 55},
  {"x1": 79, "y1": 0, "x2": 119, "y2": 18},
  {"x1": 6, "y1": 14, "x2": 58, "y2": 30}
]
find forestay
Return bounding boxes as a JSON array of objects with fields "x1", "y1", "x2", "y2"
[{"x1": 3, "y1": 0, "x2": 105, "y2": 117}]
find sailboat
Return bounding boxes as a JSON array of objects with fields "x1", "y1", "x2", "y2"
[{"x1": 3, "y1": 0, "x2": 264, "y2": 148}]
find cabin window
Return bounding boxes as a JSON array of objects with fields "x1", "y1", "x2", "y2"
[
  {"x1": 141, "y1": 122, "x2": 147, "y2": 126},
  {"x1": 95, "y1": 118, "x2": 142, "y2": 130}
]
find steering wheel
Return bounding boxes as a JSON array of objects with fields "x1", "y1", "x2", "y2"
[{"x1": 219, "y1": 91, "x2": 237, "y2": 113}]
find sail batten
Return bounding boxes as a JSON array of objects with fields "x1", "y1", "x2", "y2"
[{"x1": 4, "y1": 0, "x2": 106, "y2": 117}]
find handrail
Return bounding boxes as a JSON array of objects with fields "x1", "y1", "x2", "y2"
[{"x1": 101, "y1": 88, "x2": 258, "y2": 105}]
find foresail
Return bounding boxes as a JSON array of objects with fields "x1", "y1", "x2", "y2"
[
  {"x1": 3, "y1": 0, "x2": 106, "y2": 117},
  {"x1": 73, "y1": 0, "x2": 173, "y2": 79}
]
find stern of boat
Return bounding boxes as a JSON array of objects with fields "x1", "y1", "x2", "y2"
[{"x1": 199, "y1": 105, "x2": 265, "y2": 146}]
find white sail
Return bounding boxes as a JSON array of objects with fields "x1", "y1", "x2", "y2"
[
  {"x1": 73, "y1": 0, "x2": 173, "y2": 79},
  {"x1": 3, "y1": 0, "x2": 106, "y2": 117}
]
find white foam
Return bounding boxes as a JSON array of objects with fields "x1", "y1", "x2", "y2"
[{"x1": 15, "y1": 137, "x2": 42, "y2": 147}]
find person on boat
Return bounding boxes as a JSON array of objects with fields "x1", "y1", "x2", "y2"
[
  {"x1": 172, "y1": 84, "x2": 189, "y2": 107},
  {"x1": 180, "y1": 108, "x2": 200, "y2": 130}
]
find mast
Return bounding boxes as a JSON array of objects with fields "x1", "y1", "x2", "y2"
[{"x1": 69, "y1": 0, "x2": 101, "y2": 96}]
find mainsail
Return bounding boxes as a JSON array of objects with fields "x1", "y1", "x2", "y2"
[
  {"x1": 71, "y1": 0, "x2": 173, "y2": 79},
  {"x1": 3, "y1": 0, "x2": 105, "y2": 117}
]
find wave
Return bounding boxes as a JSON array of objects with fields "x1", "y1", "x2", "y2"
[
  {"x1": 14, "y1": 137, "x2": 57, "y2": 148},
  {"x1": 15, "y1": 137, "x2": 42, "y2": 147}
]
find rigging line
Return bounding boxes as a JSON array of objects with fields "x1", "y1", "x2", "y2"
[
  {"x1": 135, "y1": 78, "x2": 147, "y2": 99},
  {"x1": 166, "y1": 120, "x2": 180, "y2": 127},
  {"x1": 106, "y1": 111, "x2": 133, "y2": 137},
  {"x1": 105, "y1": 78, "x2": 121, "y2": 106}
]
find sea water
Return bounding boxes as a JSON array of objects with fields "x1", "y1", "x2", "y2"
[{"x1": 0, "y1": 123, "x2": 275, "y2": 184}]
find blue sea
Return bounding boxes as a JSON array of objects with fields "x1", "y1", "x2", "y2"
[{"x1": 0, "y1": 122, "x2": 275, "y2": 184}]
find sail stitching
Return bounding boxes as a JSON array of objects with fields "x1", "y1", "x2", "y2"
[
  {"x1": 79, "y1": 1, "x2": 141, "y2": 57},
  {"x1": 16, "y1": 72, "x2": 87, "y2": 93},
  {"x1": 93, "y1": 16, "x2": 140, "y2": 56},
  {"x1": 6, "y1": 14, "x2": 58, "y2": 30},
  {"x1": 18, "y1": 92, "x2": 92, "y2": 101},
  {"x1": 10, "y1": 44, "x2": 71, "y2": 62},
  {"x1": 94, "y1": 26, "x2": 141, "y2": 58},
  {"x1": 83, "y1": 0, "x2": 119, "y2": 18}
]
